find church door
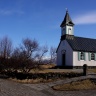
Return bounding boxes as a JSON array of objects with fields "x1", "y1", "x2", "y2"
[{"x1": 62, "y1": 53, "x2": 66, "y2": 66}]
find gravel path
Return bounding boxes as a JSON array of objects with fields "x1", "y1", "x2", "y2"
[{"x1": 0, "y1": 74, "x2": 96, "y2": 96}]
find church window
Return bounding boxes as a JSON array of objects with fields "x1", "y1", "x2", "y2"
[
  {"x1": 69, "y1": 28, "x2": 71, "y2": 30},
  {"x1": 91, "y1": 53, "x2": 95, "y2": 60},
  {"x1": 78, "y1": 52, "x2": 86, "y2": 61},
  {"x1": 80, "y1": 52, "x2": 85, "y2": 60}
]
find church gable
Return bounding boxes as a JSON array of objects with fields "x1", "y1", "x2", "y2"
[{"x1": 57, "y1": 40, "x2": 73, "y2": 66}]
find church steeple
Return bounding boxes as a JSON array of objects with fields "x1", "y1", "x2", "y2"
[
  {"x1": 60, "y1": 10, "x2": 74, "y2": 36},
  {"x1": 60, "y1": 10, "x2": 74, "y2": 27}
]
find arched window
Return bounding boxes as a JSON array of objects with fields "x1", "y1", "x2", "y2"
[
  {"x1": 80, "y1": 52, "x2": 85, "y2": 60},
  {"x1": 91, "y1": 53, "x2": 95, "y2": 60}
]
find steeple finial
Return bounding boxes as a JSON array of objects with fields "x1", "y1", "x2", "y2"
[{"x1": 66, "y1": 8, "x2": 68, "y2": 13}]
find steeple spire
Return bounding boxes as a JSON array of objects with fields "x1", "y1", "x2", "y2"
[{"x1": 60, "y1": 10, "x2": 74, "y2": 27}]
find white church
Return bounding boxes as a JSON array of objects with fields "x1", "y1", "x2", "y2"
[{"x1": 57, "y1": 10, "x2": 96, "y2": 68}]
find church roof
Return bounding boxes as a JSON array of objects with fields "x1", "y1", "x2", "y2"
[
  {"x1": 60, "y1": 10, "x2": 74, "y2": 27},
  {"x1": 66, "y1": 36, "x2": 96, "y2": 52},
  {"x1": 56, "y1": 35, "x2": 96, "y2": 53}
]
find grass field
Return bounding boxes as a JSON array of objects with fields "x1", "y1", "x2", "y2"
[{"x1": 4, "y1": 64, "x2": 96, "y2": 84}]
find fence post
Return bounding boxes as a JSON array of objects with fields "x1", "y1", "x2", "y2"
[{"x1": 83, "y1": 64, "x2": 87, "y2": 76}]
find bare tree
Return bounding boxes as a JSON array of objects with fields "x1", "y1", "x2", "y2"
[
  {"x1": 11, "y1": 48, "x2": 20, "y2": 59},
  {"x1": 35, "y1": 45, "x2": 48, "y2": 64},
  {"x1": 50, "y1": 46, "x2": 57, "y2": 63},
  {"x1": 11, "y1": 38, "x2": 39, "y2": 73},
  {"x1": 22, "y1": 38, "x2": 39, "y2": 59},
  {"x1": 11, "y1": 48, "x2": 35, "y2": 73},
  {"x1": 0, "y1": 36, "x2": 13, "y2": 58}
]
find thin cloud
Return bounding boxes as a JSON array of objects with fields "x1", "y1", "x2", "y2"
[
  {"x1": 0, "y1": 9, "x2": 24, "y2": 16},
  {"x1": 73, "y1": 11, "x2": 96, "y2": 25},
  {"x1": 0, "y1": 10, "x2": 12, "y2": 15}
]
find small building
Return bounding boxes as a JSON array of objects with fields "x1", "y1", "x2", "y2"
[{"x1": 57, "y1": 10, "x2": 96, "y2": 68}]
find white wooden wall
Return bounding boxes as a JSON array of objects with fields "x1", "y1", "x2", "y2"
[{"x1": 73, "y1": 51, "x2": 96, "y2": 66}]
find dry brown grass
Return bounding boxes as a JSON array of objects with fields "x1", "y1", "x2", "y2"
[
  {"x1": 29, "y1": 69, "x2": 82, "y2": 73},
  {"x1": 10, "y1": 78, "x2": 55, "y2": 84},
  {"x1": 88, "y1": 69, "x2": 96, "y2": 73},
  {"x1": 52, "y1": 79, "x2": 96, "y2": 91},
  {"x1": 39, "y1": 64, "x2": 56, "y2": 69}
]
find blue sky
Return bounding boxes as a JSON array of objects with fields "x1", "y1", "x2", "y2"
[{"x1": 0, "y1": 0, "x2": 96, "y2": 49}]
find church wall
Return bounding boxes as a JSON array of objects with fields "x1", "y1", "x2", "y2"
[
  {"x1": 73, "y1": 51, "x2": 96, "y2": 66},
  {"x1": 57, "y1": 41, "x2": 64, "y2": 66},
  {"x1": 57, "y1": 40, "x2": 73, "y2": 66}
]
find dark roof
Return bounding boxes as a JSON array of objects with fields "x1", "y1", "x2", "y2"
[
  {"x1": 66, "y1": 36, "x2": 96, "y2": 52},
  {"x1": 60, "y1": 11, "x2": 74, "y2": 27}
]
